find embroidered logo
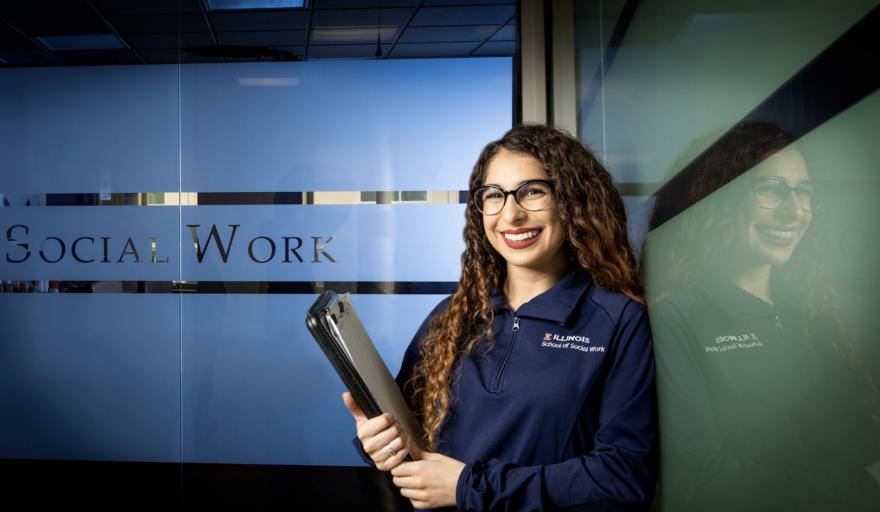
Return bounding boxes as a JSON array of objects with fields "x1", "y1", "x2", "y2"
[
  {"x1": 705, "y1": 332, "x2": 763, "y2": 353},
  {"x1": 541, "y1": 332, "x2": 604, "y2": 353}
]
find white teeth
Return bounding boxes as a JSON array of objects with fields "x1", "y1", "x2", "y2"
[
  {"x1": 503, "y1": 229, "x2": 540, "y2": 241},
  {"x1": 760, "y1": 227, "x2": 794, "y2": 239},
  {"x1": 768, "y1": 230, "x2": 793, "y2": 239}
]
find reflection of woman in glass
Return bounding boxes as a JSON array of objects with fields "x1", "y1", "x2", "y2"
[
  {"x1": 646, "y1": 121, "x2": 880, "y2": 511},
  {"x1": 343, "y1": 125, "x2": 658, "y2": 510}
]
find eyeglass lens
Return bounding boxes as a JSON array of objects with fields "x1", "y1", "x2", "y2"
[
  {"x1": 476, "y1": 181, "x2": 552, "y2": 215},
  {"x1": 752, "y1": 178, "x2": 815, "y2": 211}
]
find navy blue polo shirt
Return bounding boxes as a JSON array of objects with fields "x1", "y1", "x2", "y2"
[
  {"x1": 651, "y1": 281, "x2": 880, "y2": 511},
  {"x1": 393, "y1": 269, "x2": 657, "y2": 511}
]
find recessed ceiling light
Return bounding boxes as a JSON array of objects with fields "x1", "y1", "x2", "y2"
[
  {"x1": 36, "y1": 34, "x2": 126, "y2": 51},
  {"x1": 205, "y1": 0, "x2": 306, "y2": 10}
]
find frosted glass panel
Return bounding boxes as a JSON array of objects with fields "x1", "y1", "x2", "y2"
[
  {"x1": 180, "y1": 59, "x2": 512, "y2": 191},
  {"x1": 181, "y1": 293, "x2": 446, "y2": 465},
  {"x1": 0, "y1": 295, "x2": 180, "y2": 462},
  {"x1": 0, "y1": 66, "x2": 179, "y2": 193}
]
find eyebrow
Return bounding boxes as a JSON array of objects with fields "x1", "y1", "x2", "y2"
[
  {"x1": 756, "y1": 176, "x2": 812, "y2": 187},
  {"x1": 481, "y1": 179, "x2": 545, "y2": 188}
]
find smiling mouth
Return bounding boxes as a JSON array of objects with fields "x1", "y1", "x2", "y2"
[
  {"x1": 503, "y1": 229, "x2": 541, "y2": 241},
  {"x1": 501, "y1": 228, "x2": 542, "y2": 249},
  {"x1": 756, "y1": 225, "x2": 799, "y2": 246}
]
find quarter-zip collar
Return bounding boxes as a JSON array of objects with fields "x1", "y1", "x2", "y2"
[
  {"x1": 696, "y1": 278, "x2": 779, "y2": 321},
  {"x1": 489, "y1": 268, "x2": 593, "y2": 325}
]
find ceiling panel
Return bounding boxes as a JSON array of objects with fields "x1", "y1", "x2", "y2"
[
  {"x1": 0, "y1": 24, "x2": 39, "y2": 50},
  {"x1": 311, "y1": 26, "x2": 398, "y2": 44},
  {"x1": 0, "y1": 0, "x2": 516, "y2": 66},
  {"x1": 311, "y1": 8, "x2": 412, "y2": 28},
  {"x1": 410, "y1": 5, "x2": 516, "y2": 26},
  {"x1": 105, "y1": 14, "x2": 208, "y2": 34},
  {"x1": 314, "y1": 0, "x2": 420, "y2": 8},
  {"x1": 208, "y1": 11, "x2": 309, "y2": 31},
  {"x1": 423, "y1": 0, "x2": 515, "y2": 5},
  {"x1": 218, "y1": 30, "x2": 307, "y2": 46},
  {"x1": 490, "y1": 23, "x2": 515, "y2": 41},
  {"x1": 471, "y1": 40, "x2": 514, "y2": 56},
  {"x1": 399, "y1": 25, "x2": 499, "y2": 43},
  {"x1": 1, "y1": 1, "x2": 93, "y2": 18},
  {"x1": 6, "y1": 16, "x2": 109, "y2": 36},
  {"x1": 92, "y1": 0, "x2": 202, "y2": 15}
]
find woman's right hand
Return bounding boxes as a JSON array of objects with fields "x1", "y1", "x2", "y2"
[{"x1": 342, "y1": 391, "x2": 415, "y2": 471}]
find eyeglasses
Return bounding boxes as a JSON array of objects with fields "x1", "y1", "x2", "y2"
[
  {"x1": 751, "y1": 177, "x2": 818, "y2": 212},
  {"x1": 472, "y1": 179, "x2": 554, "y2": 215}
]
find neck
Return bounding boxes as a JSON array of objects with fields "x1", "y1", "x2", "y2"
[
  {"x1": 733, "y1": 264, "x2": 773, "y2": 304},
  {"x1": 503, "y1": 254, "x2": 569, "y2": 311}
]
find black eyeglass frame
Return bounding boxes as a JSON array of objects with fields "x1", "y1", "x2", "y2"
[
  {"x1": 471, "y1": 179, "x2": 555, "y2": 215},
  {"x1": 750, "y1": 176, "x2": 819, "y2": 212}
]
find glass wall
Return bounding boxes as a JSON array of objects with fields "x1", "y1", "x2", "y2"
[
  {"x1": 576, "y1": 0, "x2": 880, "y2": 509},
  {"x1": 0, "y1": 61, "x2": 183, "y2": 463},
  {"x1": 0, "y1": 0, "x2": 515, "y2": 504},
  {"x1": 176, "y1": 58, "x2": 511, "y2": 466}
]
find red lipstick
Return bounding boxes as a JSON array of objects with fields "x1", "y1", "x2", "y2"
[{"x1": 500, "y1": 228, "x2": 542, "y2": 249}]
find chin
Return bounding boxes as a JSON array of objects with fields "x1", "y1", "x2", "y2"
[
  {"x1": 500, "y1": 253, "x2": 541, "y2": 268},
  {"x1": 762, "y1": 250, "x2": 795, "y2": 266}
]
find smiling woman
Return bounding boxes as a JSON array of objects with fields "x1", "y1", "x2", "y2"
[
  {"x1": 645, "y1": 121, "x2": 880, "y2": 511},
  {"x1": 478, "y1": 151, "x2": 567, "y2": 281},
  {"x1": 736, "y1": 148, "x2": 813, "y2": 273},
  {"x1": 343, "y1": 124, "x2": 657, "y2": 511}
]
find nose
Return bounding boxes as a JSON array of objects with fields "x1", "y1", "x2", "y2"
[
  {"x1": 775, "y1": 189, "x2": 803, "y2": 221},
  {"x1": 500, "y1": 194, "x2": 526, "y2": 224}
]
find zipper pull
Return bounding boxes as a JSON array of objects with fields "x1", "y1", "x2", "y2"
[
  {"x1": 774, "y1": 315, "x2": 782, "y2": 329},
  {"x1": 512, "y1": 316, "x2": 520, "y2": 332}
]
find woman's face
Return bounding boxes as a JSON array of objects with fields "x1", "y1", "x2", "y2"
[
  {"x1": 481, "y1": 149, "x2": 567, "y2": 274},
  {"x1": 735, "y1": 147, "x2": 813, "y2": 267}
]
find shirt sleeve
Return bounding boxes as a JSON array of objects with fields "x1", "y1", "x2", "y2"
[{"x1": 455, "y1": 300, "x2": 658, "y2": 511}]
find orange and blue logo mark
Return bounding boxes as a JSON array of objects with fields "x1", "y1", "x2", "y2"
[{"x1": 544, "y1": 332, "x2": 591, "y2": 344}]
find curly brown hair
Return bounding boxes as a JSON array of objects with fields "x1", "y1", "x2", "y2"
[{"x1": 405, "y1": 124, "x2": 643, "y2": 449}]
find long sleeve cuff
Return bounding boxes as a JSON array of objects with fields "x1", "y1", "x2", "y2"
[{"x1": 456, "y1": 461, "x2": 483, "y2": 511}]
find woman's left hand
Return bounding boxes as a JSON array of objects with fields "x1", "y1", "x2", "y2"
[{"x1": 391, "y1": 451, "x2": 467, "y2": 509}]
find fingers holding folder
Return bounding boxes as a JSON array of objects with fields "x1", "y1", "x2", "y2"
[{"x1": 343, "y1": 391, "x2": 422, "y2": 471}]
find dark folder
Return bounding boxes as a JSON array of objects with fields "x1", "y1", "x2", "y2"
[{"x1": 306, "y1": 291, "x2": 424, "y2": 459}]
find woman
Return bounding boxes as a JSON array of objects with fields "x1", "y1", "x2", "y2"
[
  {"x1": 343, "y1": 124, "x2": 657, "y2": 511},
  {"x1": 645, "y1": 121, "x2": 880, "y2": 511}
]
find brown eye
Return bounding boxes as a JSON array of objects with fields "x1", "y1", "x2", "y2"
[
  {"x1": 481, "y1": 189, "x2": 503, "y2": 201},
  {"x1": 520, "y1": 184, "x2": 548, "y2": 198},
  {"x1": 753, "y1": 181, "x2": 788, "y2": 200}
]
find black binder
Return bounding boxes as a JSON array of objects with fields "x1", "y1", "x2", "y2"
[{"x1": 306, "y1": 291, "x2": 424, "y2": 459}]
